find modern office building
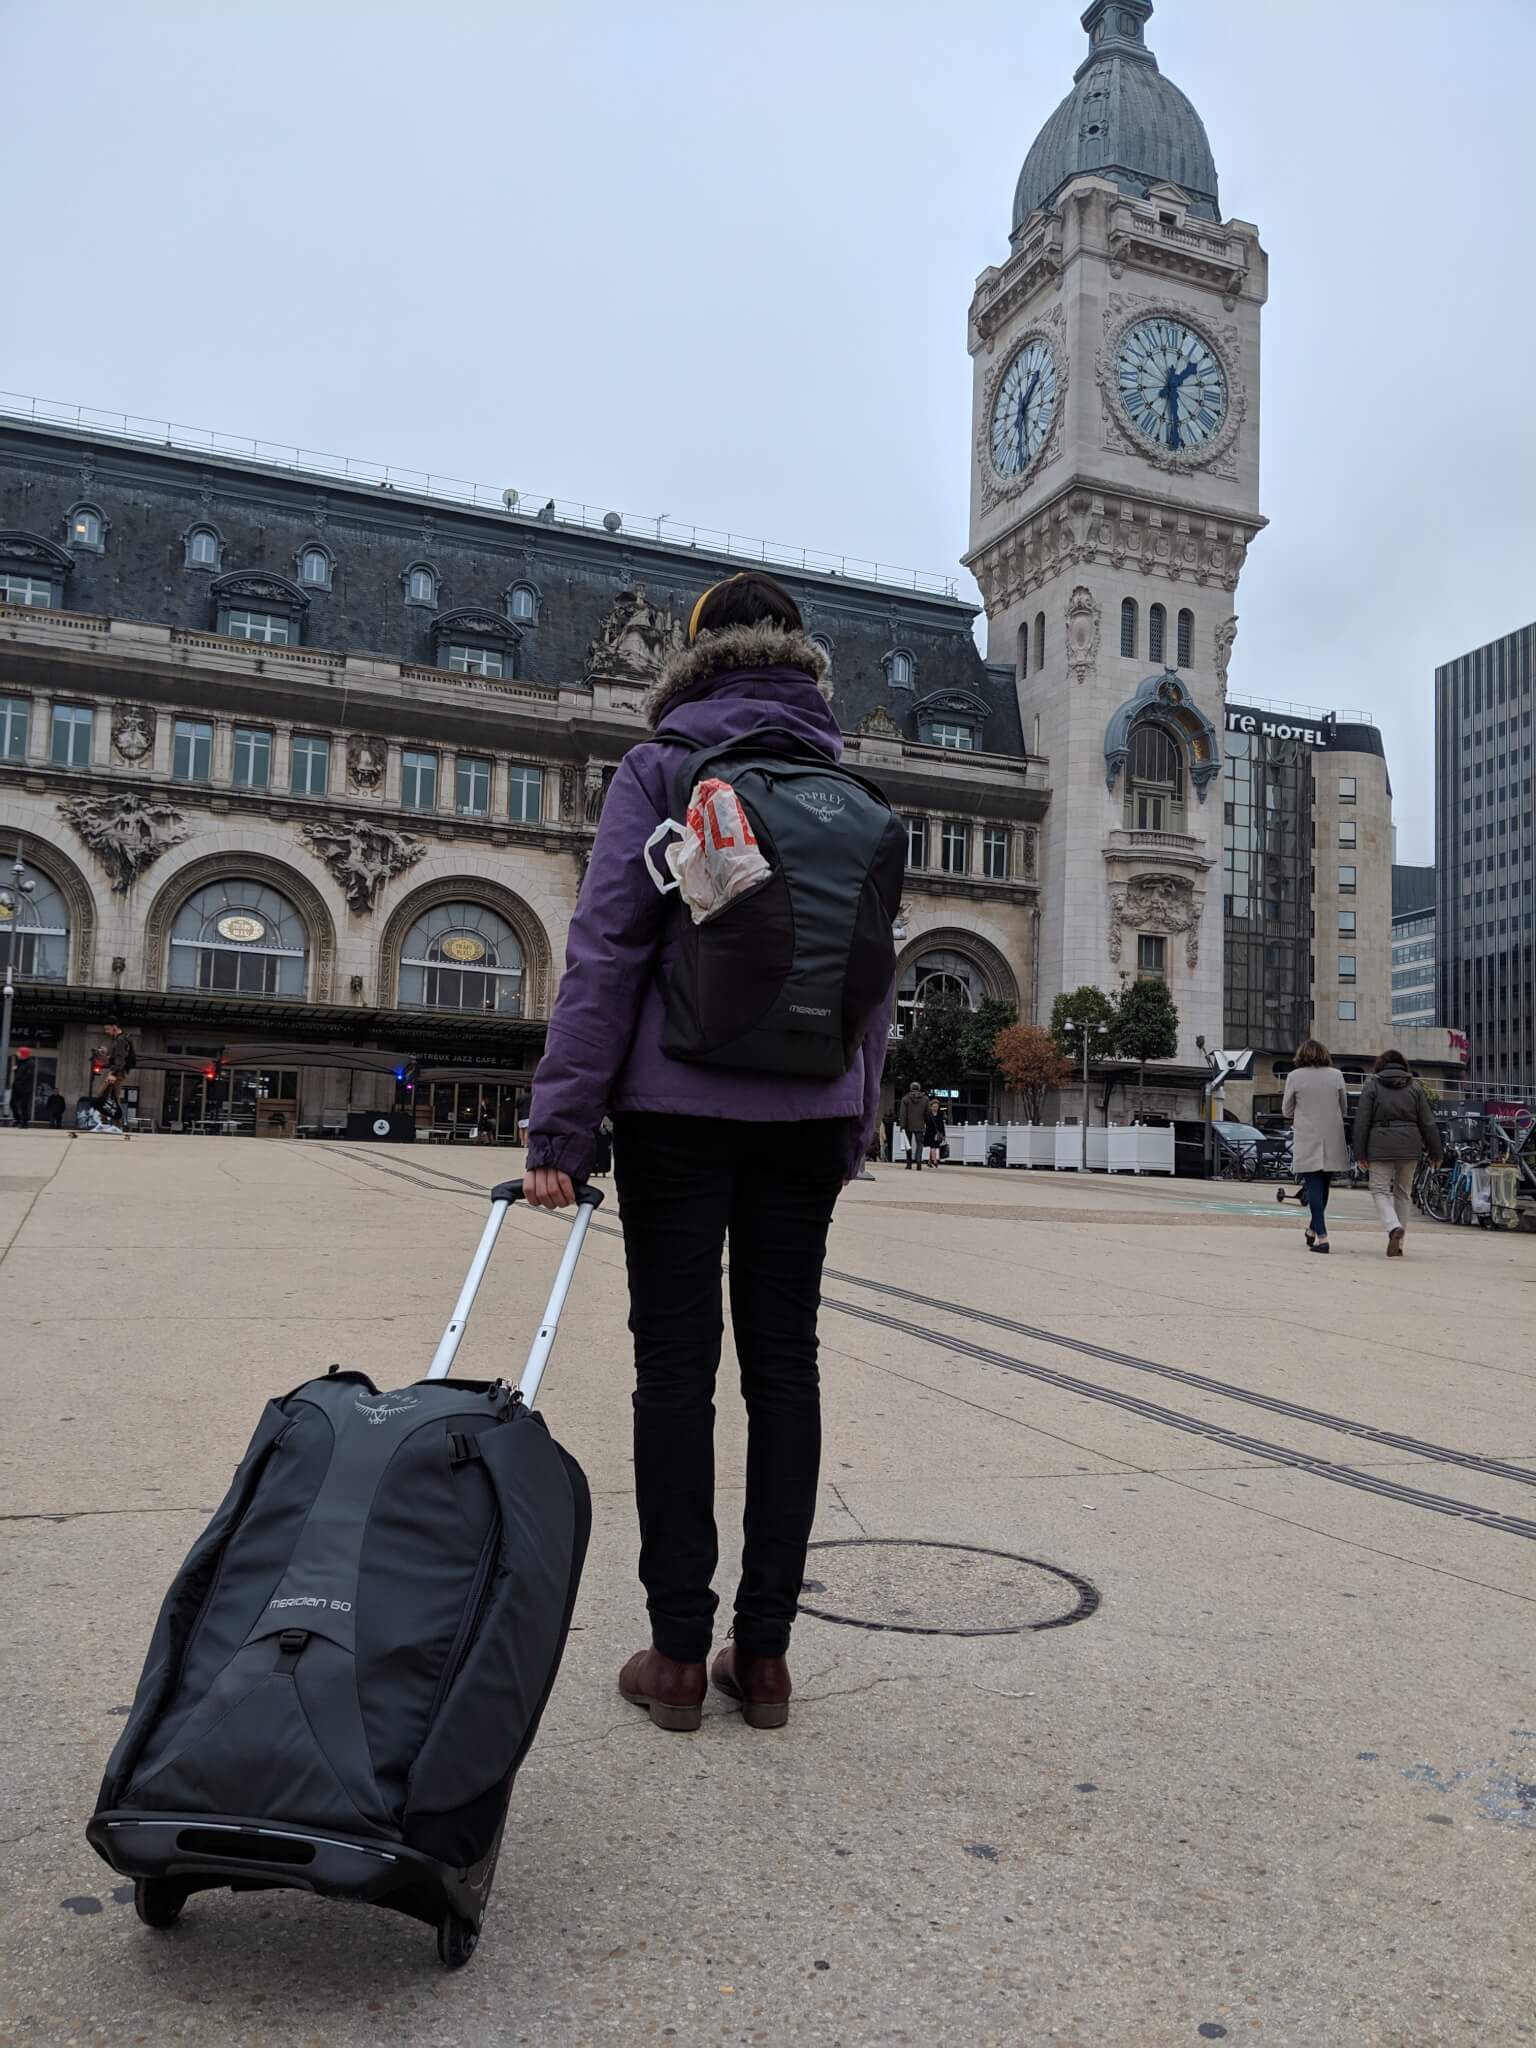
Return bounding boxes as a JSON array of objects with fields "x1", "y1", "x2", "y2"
[
  {"x1": 1391, "y1": 864, "x2": 1438, "y2": 1031},
  {"x1": 1434, "y1": 620, "x2": 1536, "y2": 1096}
]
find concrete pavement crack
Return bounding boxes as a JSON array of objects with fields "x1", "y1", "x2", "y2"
[{"x1": 798, "y1": 1675, "x2": 928, "y2": 1704}]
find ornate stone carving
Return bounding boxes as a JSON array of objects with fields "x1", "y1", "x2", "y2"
[
  {"x1": 1215, "y1": 614, "x2": 1238, "y2": 691},
  {"x1": 585, "y1": 585, "x2": 683, "y2": 683},
  {"x1": 1064, "y1": 585, "x2": 1100, "y2": 685},
  {"x1": 966, "y1": 486, "x2": 1257, "y2": 610},
  {"x1": 1107, "y1": 874, "x2": 1205, "y2": 970},
  {"x1": 299, "y1": 817, "x2": 425, "y2": 914},
  {"x1": 111, "y1": 705, "x2": 154, "y2": 762},
  {"x1": 1020, "y1": 827, "x2": 1039, "y2": 880},
  {"x1": 346, "y1": 735, "x2": 386, "y2": 791},
  {"x1": 559, "y1": 766, "x2": 578, "y2": 825},
  {"x1": 856, "y1": 704, "x2": 903, "y2": 740},
  {"x1": 59, "y1": 791, "x2": 190, "y2": 893},
  {"x1": 582, "y1": 763, "x2": 615, "y2": 824}
]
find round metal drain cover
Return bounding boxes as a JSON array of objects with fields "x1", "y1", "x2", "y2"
[{"x1": 798, "y1": 1538, "x2": 1098, "y2": 1636}]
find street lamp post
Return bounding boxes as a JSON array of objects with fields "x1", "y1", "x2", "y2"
[
  {"x1": 0, "y1": 841, "x2": 40, "y2": 1127},
  {"x1": 1063, "y1": 1016, "x2": 1110, "y2": 1171}
]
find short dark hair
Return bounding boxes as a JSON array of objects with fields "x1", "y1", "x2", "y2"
[
  {"x1": 1294, "y1": 1039, "x2": 1331, "y2": 1068},
  {"x1": 687, "y1": 571, "x2": 802, "y2": 642},
  {"x1": 1373, "y1": 1047, "x2": 1411, "y2": 1073}
]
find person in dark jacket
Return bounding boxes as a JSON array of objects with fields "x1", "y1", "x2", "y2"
[
  {"x1": 1352, "y1": 1048, "x2": 1443, "y2": 1256},
  {"x1": 925, "y1": 1099, "x2": 947, "y2": 1168},
  {"x1": 898, "y1": 1082, "x2": 930, "y2": 1169},
  {"x1": 523, "y1": 572, "x2": 893, "y2": 1735},
  {"x1": 7, "y1": 1053, "x2": 36, "y2": 1128},
  {"x1": 45, "y1": 1088, "x2": 68, "y2": 1130}
]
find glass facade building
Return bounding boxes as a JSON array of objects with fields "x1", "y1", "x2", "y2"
[
  {"x1": 1434, "y1": 622, "x2": 1536, "y2": 1093},
  {"x1": 1222, "y1": 715, "x2": 1313, "y2": 1052}
]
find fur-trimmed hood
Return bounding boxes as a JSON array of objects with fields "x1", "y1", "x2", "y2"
[{"x1": 646, "y1": 621, "x2": 830, "y2": 726}]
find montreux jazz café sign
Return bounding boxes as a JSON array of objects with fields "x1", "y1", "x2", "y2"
[{"x1": 1225, "y1": 706, "x2": 1336, "y2": 748}]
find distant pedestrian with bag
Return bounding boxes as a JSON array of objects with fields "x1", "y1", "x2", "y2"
[
  {"x1": 1353, "y1": 1049, "x2": 1442, "y2": 1257},
  {"x1": 925, "y1": 1098, "x2": 947, "y2": 1168},
  {"x1": 898, "y1": 1082, "x2": 930, "y2": 1170},
  {"x1": 1281, "y1": 1039, "x2": 1348, "y2": 1254},
  {"x1": 45, "y1": 1088, "x2": 67, "y2": 1130}
]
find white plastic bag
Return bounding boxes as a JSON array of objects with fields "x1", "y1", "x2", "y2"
[{"x1": 643, "y1": 777, "x2": 771, "y2": 926}]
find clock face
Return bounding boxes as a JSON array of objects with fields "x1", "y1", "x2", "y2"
[
  {"x1": 990, "y1": 337, "x2": 1058, "y2": 478},
  {"x1": 1116, "y1": 318, "x2": 1227, "y2": 454}
]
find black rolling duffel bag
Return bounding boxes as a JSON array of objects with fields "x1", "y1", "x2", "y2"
[{"x1": 86, "y1": 1178, "x2": 599, "y2": 1970}]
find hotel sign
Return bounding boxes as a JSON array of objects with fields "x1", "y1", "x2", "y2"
[{"x1": 1225, "y1": 707, "x2": 1335, "y2": 748}]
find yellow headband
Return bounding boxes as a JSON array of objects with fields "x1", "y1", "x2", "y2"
[{"x1": 688, "y1": 573, "x2": 746, "y2": 644}]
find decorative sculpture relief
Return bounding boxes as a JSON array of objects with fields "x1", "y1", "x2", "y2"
[
  {"x1": 585, "y1": 585, "x2": 684, "y2": 683},
  {"x1": 59, "y1": 791, "x2": 189, "y2": 893},
  {"x1": 1107, "y1": 874, "x2": 1204, "y2": 970},
  {"x1": 1064, "y1": 585, "x2": 1100, "y2": 685},
  {"x1": 299, "y1": 818, "x2": 424, "y2": 914},
  {"x1": 346, "y1": 735, "x2": 386, "y2": 791},
  {"x1": 582, "y1": 763, "x2": 615, "y2": 825},
  {"x1": 1214, "y1": 615, "x2": 1239, "y2": 691},
  {"x1": 110, "y1": 705, "x2": 154, "y2": 763},
  {"x1": 855, "y1": 704, "x2": 903, "y2": 740},
  {"x1": 1020, "y1": 827, "x2": 1039, "y2": 881}
]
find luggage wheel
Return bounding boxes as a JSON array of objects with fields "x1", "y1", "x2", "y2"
[
  {"x1": 134, "y1": 1877, "x2": 188, "y2": 1929},
  {"x1": 436, "y1": 1911, "x2": 479, "y2": 1970}
]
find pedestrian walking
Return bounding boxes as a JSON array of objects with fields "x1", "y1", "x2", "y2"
[
  {"x1": 45, "y1": 1088, "x2": 67, "y2": 1130},
  {"x1": 522, "y1": 571, "x2": 897, "y2": 1734},
  {"x1": 1280, "y1": 1039, "x2": 1348, "y2": 1254},
  {"x1": 591, "y1": 1114, "x2": 614, "y2": 1177},
  {"x1": 93, "y1": 1024, "x2": 136, "y2": 1124},
  {"x1": 898, "y1": 1081, "x2": 930, "y2": 1170},
  {"x1": 1352, "y1": 1048, "x2": 1443, "y2": 1257},
  {"x1": 7, "y1": 1053, "x2": 36, "y2": 1128},
  {"x1": 925, "y1": 1097, "x2": 947, "y2": 1169}
]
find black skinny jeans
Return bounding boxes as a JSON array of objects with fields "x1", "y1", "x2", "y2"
[{"x1": 613, "y1": 1112, "x2": 848, "y2": 1663}]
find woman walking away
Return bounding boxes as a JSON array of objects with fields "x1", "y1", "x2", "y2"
[
  {"x1": 1353, "y1": 1049, "x2": 1443, "y2": 1257},
  {"x1": 524, "y1": 571, "x2": 898, "y2": 1734},
  {"x1": 1281, "y1": 1039, "x2": 1348, "y2": 1253},
  {"x1": 925, "y1": 1096, "x2": 947, "y2": 1169}
]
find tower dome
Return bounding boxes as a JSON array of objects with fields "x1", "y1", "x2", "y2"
[{"x1": 1012, "y1": 0, "x2": 1219, "y2": 234}]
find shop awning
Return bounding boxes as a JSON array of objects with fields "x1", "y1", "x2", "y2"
[{"x1": 218, "y1": 1044, "x2": 407, "y2": 1075}]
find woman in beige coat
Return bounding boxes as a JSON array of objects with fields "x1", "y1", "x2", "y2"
[{"x1": 1281, "y1": 1040, "x2": 1350, "y2": 1254}]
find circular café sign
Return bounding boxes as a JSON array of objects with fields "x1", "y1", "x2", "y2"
[
  {"x1": 216, "y1": 913, "x2": 266, "y2": 944},
  {"x1": 439, "y1": 933, "x2": 487, "y2": 964},
  {"x1": 371, "y1": 1117, "x2": 392, "y2": 1138}
]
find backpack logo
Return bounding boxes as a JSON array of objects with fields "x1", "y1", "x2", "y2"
[
  {"x1": 794, "y1": 787, "x2": 846, "y2": 824},
  {"x1": 354, "y1": 1393, "x2": 420, "y2": 1425}
]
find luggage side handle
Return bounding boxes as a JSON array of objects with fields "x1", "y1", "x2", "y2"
[{"x1": 426, "y1": 1178, "x2": 605, "y2": 1399}]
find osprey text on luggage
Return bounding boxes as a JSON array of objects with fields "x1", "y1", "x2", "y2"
[{"x1": 86, "y1": 1179, "x2": 598, "y2": 1970}]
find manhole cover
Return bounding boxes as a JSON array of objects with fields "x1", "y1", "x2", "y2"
[{"x1": 798, "y1": 1538, "x2": 1099, "y2": 1636}]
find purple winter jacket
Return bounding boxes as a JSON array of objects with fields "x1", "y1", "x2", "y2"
[{"x1": 526, "y1": 629, "x2": 895, "y2": 1184}]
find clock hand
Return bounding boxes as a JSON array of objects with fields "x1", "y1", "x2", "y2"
[
  {"x1": 1161, "y1": 368, "x2": 1183, "y2": 450},
  {"x1": 1016, "y1": 369, "x2": 1040, "y2": 449}
]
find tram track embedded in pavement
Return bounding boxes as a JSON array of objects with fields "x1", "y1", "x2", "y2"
[{"x1": 323, "y1": 1145, "x2": 1536, "y2": 1543}]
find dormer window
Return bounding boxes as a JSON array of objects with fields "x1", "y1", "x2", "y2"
[
  {"x1": 915, "y1": 690, "x2": 987, "y2": 753},
  {"x1": 507, "y1": 582, "x2": 540, "y2": 623},
  {"x1": 432, "y1": 607, "x2": 520, "y2": 681},
  {"x1": 885, "y1": 648, "x2": 916, "y2": 689},
  {"x1": 211, "y1": 572, "x2": 308, "y2": 645},
  {"x1": 0, "y1": 532, "x2": 73, "y2": 608},
  {"x1": 67, "y1": 505, "x2": 106, "y2": 552},
  {"x1": 405, "y1": 564, "x2": 438, "y2": 607},
  {"x1": 185, "y1": 526, "x2": 222, "y2": 570},
  {"x1": 298, "y1": 545, "x2": 334, "y2": 590}
]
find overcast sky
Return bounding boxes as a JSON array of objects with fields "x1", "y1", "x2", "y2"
[{"x1": 5, "y1": 0, "x2": 1533, "y2": 860}]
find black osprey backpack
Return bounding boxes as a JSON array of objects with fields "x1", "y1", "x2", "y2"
[{"x1": 657, "y1": 727, "x2": 905, "y2": 1078}]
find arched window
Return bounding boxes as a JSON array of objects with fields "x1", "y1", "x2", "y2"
[
  {"x1": 1124, "y1": 722, "x2": 1185, "y2": 833},
  {"x1": 185, "y1": 526, "x2": 221, "y2": 569},
  {"x1": 405, "y1": 563, "x2": 438, "y2": 606},
  {"x1": 507, "y1": 582, "x2": 539, "y2": 623},
  {"x1": 1177, "y1": 608, "x2": 1194, "y2": 669},
  {"x1": 399, "y1": 901, "x2": 525, "y2": 1015},
  {"x1": 1033, "y1": 611, "x2": 1045, "y2": 671},
  {"x1": 887, "y1": 648, "x2": 915, "y2": 688},
  {"x1": 1017, "y1": 621, "x2": 1029, "y2": 681},
  {"x1": 1120, "y1": 598, "x2": 1138, "y2": 658},
  {"x1": 167, "y1": 879, "x2": 309, "y2": 996},
  {"x1": 68, "y1": 505, "x2": 105, "y2": 552},
  {"x1": 0, "y1": 865, "x2": 70, "y2": 982},
  {"x1": 894, "y1": 947, "x2": 982, "y2": 1040},
  {"x1": 298, "y1": 546, "x2": 332, "y2": 589},
  {"x1": 1148, "y1": 603, "x2": 1166, "y2": 664}
]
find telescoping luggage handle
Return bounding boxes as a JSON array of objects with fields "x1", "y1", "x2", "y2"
[{"x1": 426, "y1": 1177, "x2": 605, "y2": 1403}]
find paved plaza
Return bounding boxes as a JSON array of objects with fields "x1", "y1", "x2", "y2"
[{"x1": 0, "y1": 1133, "x2": 1531, "y2": 2047}]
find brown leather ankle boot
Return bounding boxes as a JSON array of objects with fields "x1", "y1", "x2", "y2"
[
  {"x1": 618, "y1": 1647, "x2": 707, "y2": 1731},
  {"x1": 710, "y1": 1645, "x2": 791, "y2": 1730}
]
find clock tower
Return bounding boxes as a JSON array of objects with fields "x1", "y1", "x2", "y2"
[{"x1": 965, "y1": 0, "x2": 1267, "y2": 1069}]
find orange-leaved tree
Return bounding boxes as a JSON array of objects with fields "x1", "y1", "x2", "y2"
[{"x1": 992, "y1": 1023, "x2": 1072, "y2": 1125}]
